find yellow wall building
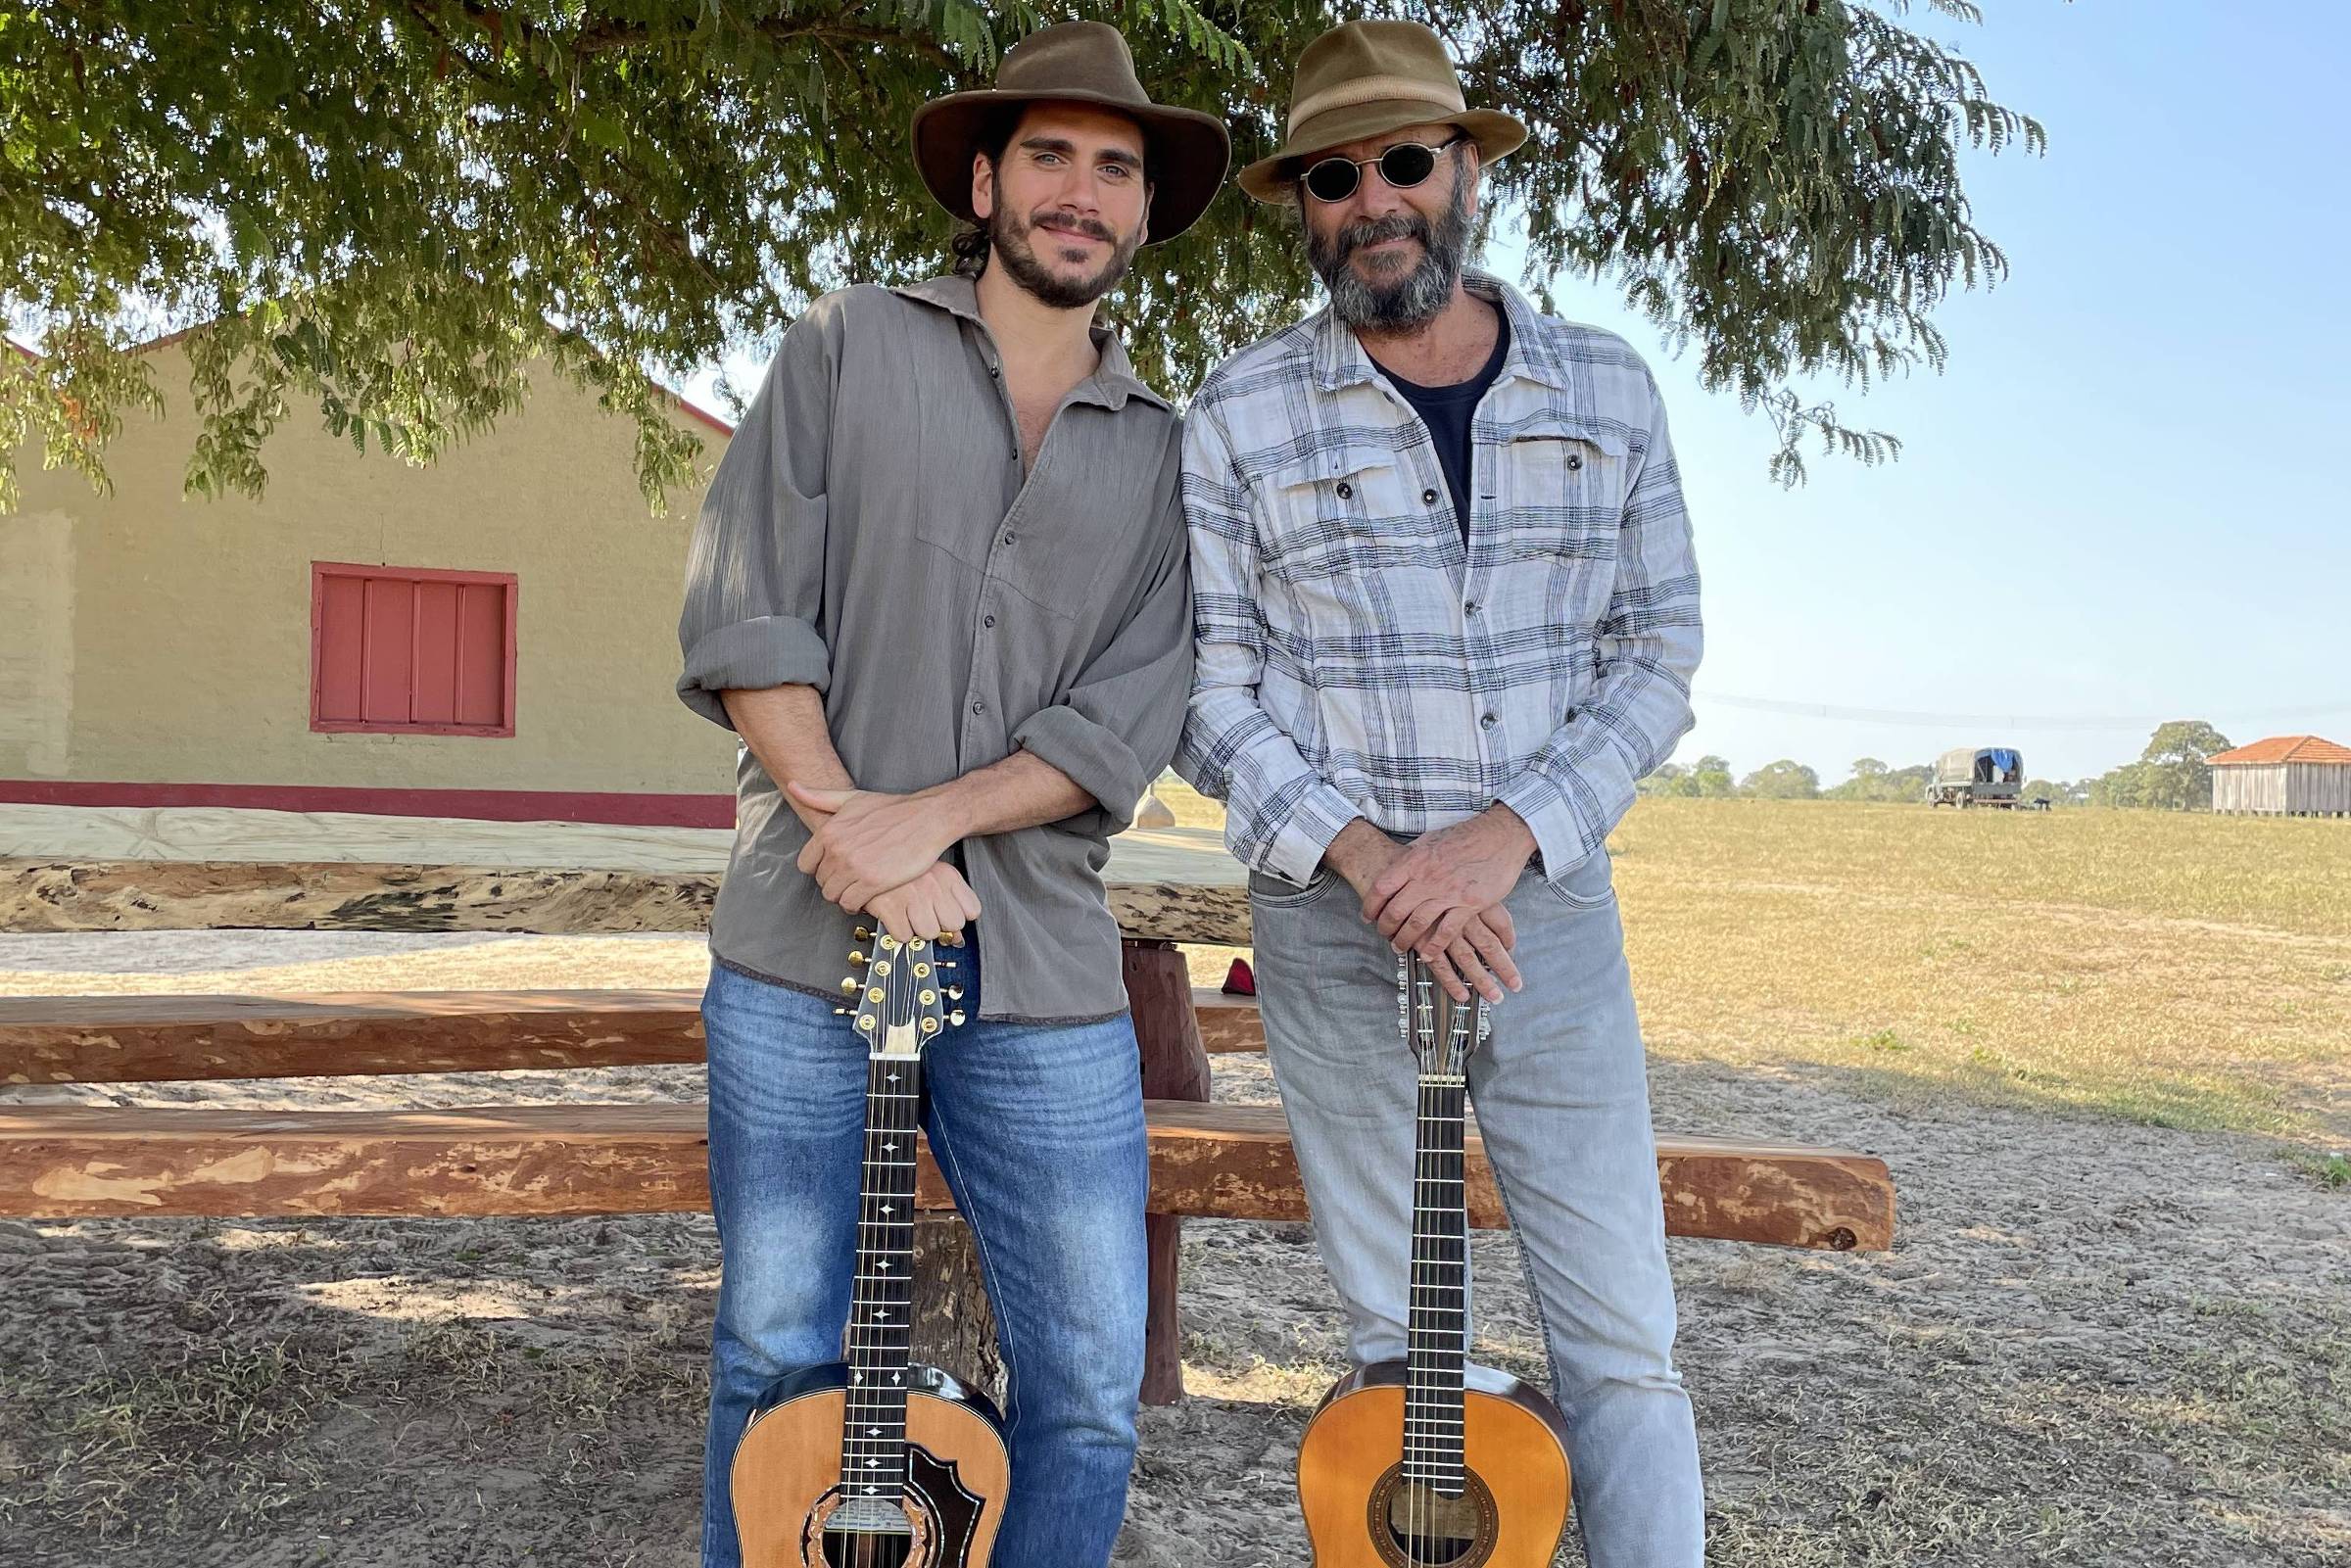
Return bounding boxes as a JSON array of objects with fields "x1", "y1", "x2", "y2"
[{"x1": 1, "y1": 333, "x2": 740, "y2": 825}]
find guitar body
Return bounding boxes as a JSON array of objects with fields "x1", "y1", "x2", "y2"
[
  {"x1": 1297, "y1": 1362, "x2": 1571, "y2": 1568},
  {"x1": 733, "y1": 1362, "x2": 1009, "y2": 1568}
]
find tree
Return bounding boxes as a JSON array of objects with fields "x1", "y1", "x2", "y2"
[
  {"x1": 2135, "y1": 720, "x2": 2232, "y2": 811},
  {"x1": 1, "y1": 0, "x2": 2045, "y2": 510},
  {"x1": 1826, "y1": 756, "x2": 1905, "y2": 802},
  {"x1": 1741, "y1": 759, "x2": 1821, "y2": 799},
  {"x1": 1689, "y1": 755, "x2": 1738, "y2": 798}
]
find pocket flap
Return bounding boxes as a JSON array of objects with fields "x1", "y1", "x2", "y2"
[
  {"x1": 1505, "y1": 413, "x2": 1630, "y2": 459},
  {"x1": 1252, "y1": 442, "x2": 1400, "y2": 493}
]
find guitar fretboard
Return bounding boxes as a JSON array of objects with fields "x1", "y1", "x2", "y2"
[
  {"x1": 1404, "y1": 1063, "x2": 1469, "y2": 1495},
  {"x1": 839, "y1": 1048, "x2": 923, "y2": 1505}
]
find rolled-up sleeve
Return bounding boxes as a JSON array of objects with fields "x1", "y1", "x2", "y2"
[
  {"x1": 1174, "y1": 401, "x2": 1362, "y2": 885},
  {"x1": 1495, "y1": 371, "x2": 1703, "y2": 878},
  {"x1": 1011, "y1": 427, "x2": 1195, "y2": 837},
  {"x1": 675, "y1": 304, "x2": 840, "y2": 728}
]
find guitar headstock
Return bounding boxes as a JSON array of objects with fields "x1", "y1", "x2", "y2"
[
  {"x1": 839, "y1": 926, "x2": 966, "y2": 1058},
  {"x1": 1396, "y1": 952, "x2": 1490, "y2": 1078}
]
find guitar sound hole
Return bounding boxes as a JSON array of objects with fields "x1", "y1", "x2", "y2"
[
  {"x1": 821, "y1": 1526, "x2": 915, "y2": 1568},
  {"x1": 1377, "y1": 1476, "x2": 1492, "y2": 1567}
]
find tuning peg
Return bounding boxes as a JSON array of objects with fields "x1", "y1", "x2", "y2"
[
  {"x1": 948, "y1": 1009, "x2": 967, "y2": 1027},
  {"x1": 944, "y1": 985, "x2": 965, "y2": 1002},
  {"x1": 848, "y1": 951, "x2": 869, "y2": 966},
  {"x1": 840, "y1": 976, "x2": 859, "y2": 993},
  {"x1": 936, "y1": 961, "x2": 958, "y2": 972},
  {"x1": 853, "y1": 926, "x2": 873, "y2": 940},
  {"x1": 833, "y1": 1006, "x2": 850, "y2": 1017}
]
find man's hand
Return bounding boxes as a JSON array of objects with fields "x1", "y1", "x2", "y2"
[
  {"x1": 791, "y1": 783, "x2": 964, "y2": 912},
  {"x1": 1363, "y1": 807, "x2": 1535, "y2": 1004},
  {"x1": 862, "y1": 861, "x2": 983, "y2": 948},
  {"x1": 1323, "y1": 818, "x2": 1523, "y2": 1005}
]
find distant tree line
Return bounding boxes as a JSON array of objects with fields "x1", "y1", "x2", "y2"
[{"x1": 1639, "y1": 721, "x2": 2235, "y2": 811}]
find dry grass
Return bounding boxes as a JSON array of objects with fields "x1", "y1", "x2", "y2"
[{"x1": 1153, "y1": 779, "x2": 2351, "y2": 1143}]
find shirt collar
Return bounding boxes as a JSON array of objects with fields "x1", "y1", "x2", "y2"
[
  {"x1": 890, "y1": 274, "x2": 1170, "y2": 413},
  {"x1": 1309, "y1": 267, "x2": 1571, "y2": 396}
]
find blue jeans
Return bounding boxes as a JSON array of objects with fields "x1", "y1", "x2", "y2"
[
  {"x1": 1249, "y1": 854, "x2": 1706, "y2": 1568},
  {"x1": 698, "y1": 937, "x2": 1149, "y2": 1568}
]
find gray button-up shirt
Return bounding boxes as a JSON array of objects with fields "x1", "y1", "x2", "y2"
[{"x1": 676, "y1": 275, "x2": 1193, "y2": 1022}]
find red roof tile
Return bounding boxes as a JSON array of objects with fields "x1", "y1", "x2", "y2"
[{"x1": 2207, "y1": 735, "x2": 2351, "y2": 766}]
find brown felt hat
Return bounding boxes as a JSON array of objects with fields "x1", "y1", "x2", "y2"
[
  {"x1": 910, "y1": 21, "x2": 1232, "y2": 245},
  {"x1": 1237, "y1": 20, "x2": 1527, "y2": 204}
]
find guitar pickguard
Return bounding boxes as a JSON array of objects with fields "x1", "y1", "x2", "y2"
[{"x1": 906, "y1": 1446, "x2": 988, "y2": 1564}]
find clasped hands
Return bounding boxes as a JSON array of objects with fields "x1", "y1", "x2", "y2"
[
  {"x1": 1323, "y1": 808, "x2": 1534, "y2": 1005},
  {"x1": 788, "y1": 782, "x2": 979, "y2": 946}
]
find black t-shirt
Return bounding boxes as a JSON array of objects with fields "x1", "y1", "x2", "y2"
[{"x1": 1374, "y1": 308, "x2": 1511, "y2": 544}]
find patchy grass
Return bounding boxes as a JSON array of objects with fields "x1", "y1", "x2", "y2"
[
  {"x1": 2287, "y1": 1148, "x2": 2351, "y2": 1190},
  {"x1": 1154, "y1": 781, "x2": 2351, "y2": 1140}
]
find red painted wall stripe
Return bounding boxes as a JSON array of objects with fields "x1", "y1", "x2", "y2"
[{"x1": 0, "y1": 780, "x2": 737, "y2": 830}]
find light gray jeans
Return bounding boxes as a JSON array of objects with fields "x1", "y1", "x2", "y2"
[{"x1": 1250, "y1": 850, "x2": 1704, "y2": 1568}]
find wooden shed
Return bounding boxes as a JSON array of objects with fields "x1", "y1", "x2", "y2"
[{"x1": 2208, "y1": 735, "x2": 2351, "y2": 817}]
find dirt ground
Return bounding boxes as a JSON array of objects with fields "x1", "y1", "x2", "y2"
[{"x1": 2, "y1": 931, "x2": 2346, "y2": 1566}]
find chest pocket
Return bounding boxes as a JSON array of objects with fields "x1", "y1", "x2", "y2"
[
  {"x1": 1248, "y1": 444, "x2": 1407, "y2": 586},
  {"x1": 1501, "y1": 414, "x2": 1632, "y2": 565}
]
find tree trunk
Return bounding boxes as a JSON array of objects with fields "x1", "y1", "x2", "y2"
[
  {"x1": 1123, "y1": 938, "x2": 1213, "y2": 1405},
  {"x1": 911, "y1": 1212, "x2": 1002, "y2": 1399}
]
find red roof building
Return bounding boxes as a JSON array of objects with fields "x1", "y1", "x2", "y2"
[{"x1": 2208, "y1": 735, "x2": 2351, "y2": 817}]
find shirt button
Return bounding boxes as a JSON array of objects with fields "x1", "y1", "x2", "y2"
[
  {"x1": 988, "y1": 363, "x2": 1001, "y2": 378},
  {"x1": 1422, "y1": 488, "x2": 1439, "y2": 505},
  {"x1": 983, "y1": 614, "x2": 997, "y2": 629},
  {"x1": 1463, "y1": 600, "x2": 1480, "y2": 615},
  {"x1": 1565, "y1": 452, "x2": 1584, "y2": 471},
  {"x1": 971, "y1": 698, "x2": 985, "y2": 715},
  {"x1": 1335, "y1": 482, "x2": 1353, "y2": 499},
  {"x1": 1001, "y1": 532, "x2": 1017, "y2": 546},
  {"x1": 1480, "y1": 712, "x2": 1498, "y2": 730}
]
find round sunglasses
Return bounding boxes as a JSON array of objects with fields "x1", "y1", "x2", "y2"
[{"x1": 1297, "y1": 134, "x2": 1468, "y2": 204}]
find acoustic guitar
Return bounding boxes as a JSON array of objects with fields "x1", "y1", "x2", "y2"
[
  {"x1": 1294, "y1": 955, "x2": 1573, "y2": 1566},
  {"x1": 730, "y1": 929, "x2": 1008, "y2": 1568}
]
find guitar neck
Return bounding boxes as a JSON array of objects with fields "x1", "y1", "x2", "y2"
[
  {"x1": 1404, "y1": 1064, "x2": 1468, "y2": 1494},
  {"x1": 840, "y1": 1048, "x2": 924, "y2": 1505}
]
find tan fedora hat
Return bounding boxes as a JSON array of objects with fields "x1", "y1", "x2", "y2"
[
  {"x1": 1237, "y1": 20, "x2": 1526, "y2": 204},
  {"x1": 910, "y1": 21, "x2": 1232, "y2": 245}
]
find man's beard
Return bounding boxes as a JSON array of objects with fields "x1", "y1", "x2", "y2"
[
  {"x1": 988, "y1": 203, "x2": 1140, "y2": 309},
  {"x1": 1306, "y1": 170, "x2": 1472, "y2": 331}
]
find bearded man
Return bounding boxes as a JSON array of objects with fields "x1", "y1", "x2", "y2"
[
  {"x1": 1176, "y1": 20, "x2": 1706, "y2": 1566},
  {"x1": 675, "y1": 22, "x2": 1227, "y2": 1567}
]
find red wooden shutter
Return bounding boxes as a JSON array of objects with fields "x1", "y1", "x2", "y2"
[{"x1": 312, "y1": 563, "x2": 516, "y2": 736}]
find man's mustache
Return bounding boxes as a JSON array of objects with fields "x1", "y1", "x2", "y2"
[
  {"x1": 1334, "y1": 213, "x2": 1430, "y2": 261},
  {"x1": 1029, "y1": 209, "x2": 1116, "y2": 244}
]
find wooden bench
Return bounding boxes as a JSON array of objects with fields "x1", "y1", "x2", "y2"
[
  {"x1": 0, "y1": 825, "x2": 1896, "y2": 1403},
  {"x1": 0, "y1": 987, "x2": 1270, "y2": 1082},
  {"x1": 0, "y1": 990, "x2": 1893, "y2": 1254}
]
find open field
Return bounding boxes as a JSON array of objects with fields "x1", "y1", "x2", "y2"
[
  {"x1": 1152, "y1": 784, "x2": 2351, "y2": 1146},
  {"x1": 1, "y1": 796, "x2": 2344, "y2": 1564}
]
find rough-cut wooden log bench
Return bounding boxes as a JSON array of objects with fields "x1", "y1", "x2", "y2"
[
  {"x1": 0, "y1": 988, "x2": 1269, "y2": 1083},
  {"x1": 0, "y1": 819, "x2": 1898, "y2": 1403},
  {"x1": 0, "y1": 1102, "x2": 1892, "y2": 1252}
]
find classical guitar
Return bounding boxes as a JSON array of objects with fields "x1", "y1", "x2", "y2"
[
  {"x1": 730, "y1": 929, "x2": 1008, "y2": 1568},
  {"x1": 1294, "y1": 956, "x2": 1573, "y2": 1566}
]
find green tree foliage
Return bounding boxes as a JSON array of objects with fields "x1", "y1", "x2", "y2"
[
  {"x1": 1690, "y1": 754, "x2": 1739, "y2": 797},
  {"x1": 2134, "y1": 719, "x2": 2232, "y2": 811},
  {"x1": 1, "y1": 0, "x2": 2044, "y2": 510},
  {"x1": 2084, "y1": 721, "x2": 2231, "y2": 811},
  {"x1": 1741, "y1": 758, "x2": 1821, "y2": 799}
]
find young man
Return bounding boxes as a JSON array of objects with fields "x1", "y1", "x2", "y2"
[
  {"x1": 1176, "y1": 20, "x2": 1705, "y2": 1567},
  {"x1": 674, "y1": 23, "x2": 1226, "y2": 1567}
]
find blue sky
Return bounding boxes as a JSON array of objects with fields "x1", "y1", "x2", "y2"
[{"x1": 691, "y1": 2, "x2": 2349, "y2": 785}]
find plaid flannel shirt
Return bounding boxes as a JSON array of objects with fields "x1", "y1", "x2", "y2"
[{"x1": 1175, "y1": 270, "x2": 1702, "y2": 887}]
